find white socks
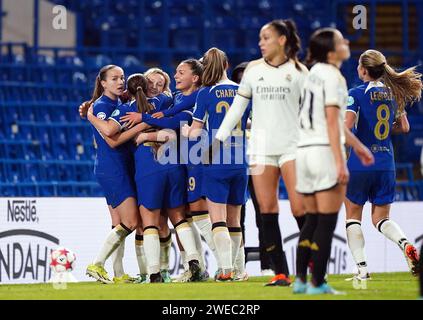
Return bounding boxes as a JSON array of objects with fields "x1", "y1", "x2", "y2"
[
  {"x1": 94, "y1": 224, "x2": 131, "y2": 266},
  {"x1": 346, "y1": 219, "x2": 368, "y2": 276},
  {"x1": 212, "y1": 223, "x2": 232, "y2": 273},
  {"x1": 191, "y1": 212, "x2": 219, "y2": 266},
  {"x1": 175, "y1": 221, "x2": 200, "y2": 262},
  {"x1": 111, "y1": 240, "x2": 125, "y2": 277},
  {"x1": 143, "y1": 227, "x2": 160, "y2": 274},
  {"x1": 187, "y1": 219, "x2": 206, "y2": 270},
  {"x1": 376, "y1": 218, "x2": 409, "y2": 250},
  {"x1": 234, "y1": 243, "x2": 246, "y2": 274},
  {"x1": 135, "y1": 235, "x2": 148, "y2": 275},
  {"x1": 160, "y1": 233, "x2": 172, "y2": 271},
  {"x1": 229, "y1": 228, "x2": 242, "y2": 271}
]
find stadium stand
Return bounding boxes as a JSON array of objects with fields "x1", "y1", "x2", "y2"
[{"x1": 0, "y1": 0, "x2": 422, "y2": 199}]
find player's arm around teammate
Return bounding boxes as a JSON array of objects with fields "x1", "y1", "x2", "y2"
[
  {"x1": 84, "y1": 65, "x2": 141, "y2": 284},
  {"x1": 135, "y1": 60, "x2": 216, "y2": 282},
  {"x1": 183, "y1": 48, "x2": 250, "y2": 281}
]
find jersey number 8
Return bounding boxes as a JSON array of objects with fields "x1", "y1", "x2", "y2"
[{"x1": 374, "y1": 104, "x2": 390, "y2": 140}]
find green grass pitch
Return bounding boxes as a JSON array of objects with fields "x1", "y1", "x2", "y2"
[{"x1": 0, "y1": 272, "x2": 419, "y2": 300}]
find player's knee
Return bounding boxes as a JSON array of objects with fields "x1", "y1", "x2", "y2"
[
  {"x1": 259, "y1": 202, "x2": 278, "y2": 213},
  {"x1": 291, "y1": 205, "x2": 304, "y2": 217},
  {"x1": 121, "y1": 217, "x2": 140, "y2": 231}
]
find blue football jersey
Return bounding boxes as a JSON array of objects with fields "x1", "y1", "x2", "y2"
[
  {"x1": 91, "y1": 95, "x2": 133, "y2": 177},
  {"x1": 347, "y1": 81, "x2": 397, "y2": 171},
  {"x1": 193, "y1": 79, "x2": 251, "y2": 169},
  {"x1": 110, "y1": 97, "x2": 178, "y2": 178},
  {"x1": 162, "y1": 90, "x2": 198, "y2": 117},
  {"x1": 149, "y1": 93, "x2": 173, "y2": 112}
]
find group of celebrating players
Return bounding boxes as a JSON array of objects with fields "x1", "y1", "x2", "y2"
[{"x1": 79, "y1": 18, "x2": 422, "y2": 295}]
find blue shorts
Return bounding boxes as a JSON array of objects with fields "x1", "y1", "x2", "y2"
[
  {"x1": 202, "y1": 168, "x2": 248, "y2": 205},
  {"x1": 136, "y1": 167, "x2": 187, "y2": 210},
  {"x1": 96, "y1": 173, "x2": 137, "y2": 209},
  {"x1": 346, "y1": 171, "x2": 395, "y2": 206},
  {"x1": 187, "y1": 165, "x2": 204, "y2": 203}
]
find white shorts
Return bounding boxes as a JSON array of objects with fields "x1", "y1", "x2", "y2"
[
  {"x1": 249, "y1": 153, "x2": 296, "y2": 168},
  {"x1": 295, "y1": 145, "x2": 344, "y2": 195}
]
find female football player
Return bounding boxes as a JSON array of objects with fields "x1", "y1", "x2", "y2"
[
  {"x1": 182, "y1": 47, "x2": 251, "y2": 281},
  {"x1": 124, "y1": 59, "x2": 219, "y2": 281},
  {"x1": 344, "y1": 49, "x2": 422, "y2": 285},
  {"x1": 293, "y1": 28, "x2": 374, "y2": 294},
  {"x1": 91, "y1": 73, "x2": 202, "y2": 283},
  {"x1": 214, "y1": 19, "x2": 308, "y2": 286},
  {"x1": 144, "y1": 67, "x2": 172, "y2": 97},
  {"x1": 231, "y1": 61, "x2": 266, "y2": 278},
  {"x1": 84, "y1": 65, "x2": 141, "y2": 284},
  {"x1": 88, "y1": 67, "x2": 179, "y2": 283}
]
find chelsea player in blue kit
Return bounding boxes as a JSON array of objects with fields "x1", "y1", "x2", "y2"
[
  {"x1": 89, "y1": 73, "x2": 174, "y2": 282},
  {"x1": 345, "y1": 50, "x2": 422, "y2": 286},
  {"x1": 117, "y1": 74, "x2": 202, "y2": 283},
  {"x1": 133, "y1": 60, "x2": 219, "y2": 282},
  {"x1": 183, "y1": 48, "x2": 251, "y2": 281}
]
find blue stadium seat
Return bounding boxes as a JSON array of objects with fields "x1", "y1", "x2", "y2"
[
  {"x1": 1, "y1": 0, "x2": 422, "y2": 199},
  {"x1": 0, "y1": 184, "x2": 19, "y2": 197},
  {"x1": 39, "y1": 183, "x2": 56, "y2": 196},
  {"x1": 395, "y1": 181, "x2": 421, "y2": 201}
]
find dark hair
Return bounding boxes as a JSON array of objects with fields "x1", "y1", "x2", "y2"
[
  {"x1": 181, "y1": 59, "x2": 204, "y2": 87},
  {"x1": 126, "y1": 73, "x2": 154, "y2": 113},
  {"x1": 202, "y1": 47, "x2": 228, "y2": 87},
  {"x1": 127, "y1": 73, "x2": 161, "y2": 157},
  {"x1": 231, "y1": 61, "x2": 249, "y2": 83},
  {"x1": 266, "y1": 19, "x2": 302, "y2": 71},
  {"x1": 89, "y1": 64, "x2": 119, "y2": 104},
  {"x1": 305, "y1": 28, "x2": 337, "y2": 66}
]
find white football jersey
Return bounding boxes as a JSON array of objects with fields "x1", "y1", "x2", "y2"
[
  {"x1": 298, "y1": 63, "x2": 348, "y2": 147},
  {"x1": 238, "y1": 58, "x2": 308, "y2": 155}
]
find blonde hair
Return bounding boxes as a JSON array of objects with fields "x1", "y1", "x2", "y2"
[
  {"x1": 144, "y1": 67, "x2": 171, "y2": 96},
  {"x1": 359, "y1": 49, "x2": 422, "y2": 112},
  {"x1": 202, "y1": 47, "x2": 228, "y2": 87}
]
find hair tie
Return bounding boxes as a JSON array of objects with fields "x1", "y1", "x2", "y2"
[
  {"x1": 380, "y1": 62, "x2": 386, "y2": 67},
  {"x1": 136, "y1": 86, "x2": 142, "y2": 91}
]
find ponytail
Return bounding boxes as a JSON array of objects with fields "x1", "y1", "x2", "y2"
[
  {"x1": 283, "y1": 19, "x2": 302, "y2": 71},
  {"x1": 202, "y1": 47, "x2": 228, "y2": 87},
  {"x1": 267, "y1": 19, "x2": 303, "y2": 71},
  {"x1": 359, "y1": 49, "x2": 422, "y2": 112},
  {"x1": 382, "y1": 64, "x2": 422, "y2": 112},
  {"x1": 89, "y1": 64, "x2": 118, "y2": 104}
]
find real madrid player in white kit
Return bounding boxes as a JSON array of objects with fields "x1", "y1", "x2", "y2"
[
  {"x1": 215, "y1": 19, "x2": 308, "y2": 286},
  {"x1": 293, "y1": 28, "x2": 374, "y2": 295}
]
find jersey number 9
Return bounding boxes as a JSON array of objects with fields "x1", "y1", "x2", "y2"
[{"x1": 188, "y1": 177, "x2": 196, "y2": 191}]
